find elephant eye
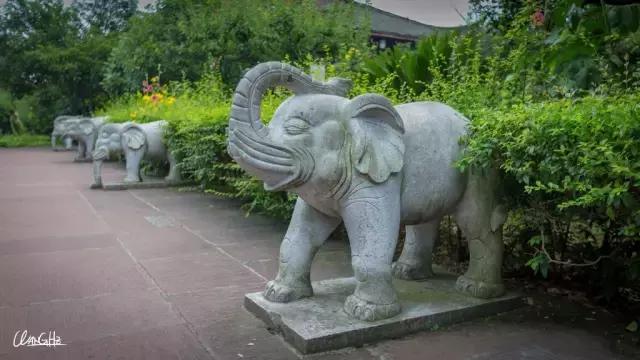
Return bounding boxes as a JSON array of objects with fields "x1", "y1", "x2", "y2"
[{"x1": 284, "y1": 118, "x2": 310, "y2": 135}]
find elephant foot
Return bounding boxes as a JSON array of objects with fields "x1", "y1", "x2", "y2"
[
  {"x1": 344, "y1": 294, "x2": 401, "y2": 321},
  {"x1": 263, "y1": 280, "x2": 312, "y2": 303},
  {"x1": 456, "y1": 274, "x2": 505, "y2": 299},
  {"x1": 392, "y1": 261, "x2": 434, "y2": 280}
]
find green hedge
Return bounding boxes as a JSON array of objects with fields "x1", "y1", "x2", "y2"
[
  {"x1": 460, "y1": 95, "x2": 640, "y2": 282},
  {"x1": 0, "y1": 134, "x2": 49, "y2": 148}
]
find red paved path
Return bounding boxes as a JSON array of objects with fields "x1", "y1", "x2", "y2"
[{"x1": 0, "y1": 148, "x2": 629, "y2": 359}]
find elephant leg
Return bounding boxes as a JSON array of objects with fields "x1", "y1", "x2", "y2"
[
  {"x1": 341, "y1": 181, "x2": 402, "y2": 321},
  {"x1": 75, "y1": 141, "x2": 86, "y2": 161},
  {"x1": 63, "y1": 136, "x2": 73, "y2": 150},
  {"x1": 124, "y1": 148, "x2": 145, "y2": 183},
  {"x1": 84, "y1": 135, "x2": 95, "y2": 160},
  {"x1": 164, "y1": 151, "x2": 181, "y2": 182},
  {"x1": 51, "y1": 134, "x2": 57, "y2": 149},
  {"x1": 392, "y1": 218, "x2": 441, "y2": 280},
  {"x1": 453, "y1": 172, "x2": 506, "y2": 299},
  {"x1": 264, "y1": 197, "x2": 340, "y2": 303}
]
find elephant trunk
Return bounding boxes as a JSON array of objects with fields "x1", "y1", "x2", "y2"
[
  {"x1": 92, "y1": 159, "x2": 104, "y2": 188},
  {"x1": 51, "y1": 133, "x2": 57, "y2": 149},
  {"x1": 63, "y1": 136, "x2": 73, "y2": 150},
  {"x1": 91, "y1": 146, "x2": 109, "y2": 187},
  {"x1": 227, "y1": 62, "x2": 349, "y2": 190},
  {"x1": 228, "y1": 62, "x2": 351, "y2": 138}
]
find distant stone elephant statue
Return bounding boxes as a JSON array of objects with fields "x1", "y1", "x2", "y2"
[
  {"x1": 51, "y1": 115, "x2": 81, "y2": 151},
  {"x1": 64, "y1": 116, "x2": 108, "y2": 161},
  {"x1": 92, "y1": 120, "x2": 179, "y2": 187},
  {"x1": 227, "y1": 62, "x2": 506, "y2": 322}
]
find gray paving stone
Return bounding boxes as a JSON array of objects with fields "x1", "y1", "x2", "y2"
[{"x1": 0, "y1": 246, "x2": 149, "y2": 306}]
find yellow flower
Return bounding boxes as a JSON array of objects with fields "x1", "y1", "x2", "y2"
[
  {"x1": 142, "y1": 95, "x2": 151, "y2": 103},
  {"x1": 165, "y1": 96, "x2": 176, "y2": 105},
  {"x1": 130, "y1": 111, "x2": 138, "y2": 120}
]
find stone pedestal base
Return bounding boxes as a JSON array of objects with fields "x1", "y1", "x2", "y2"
[
  {"x1": 245, "y1": 274, "x2": 523, "y2": 354},
  {"x1": 99, "y1": 177, "x2": 186, "y2": 191}
]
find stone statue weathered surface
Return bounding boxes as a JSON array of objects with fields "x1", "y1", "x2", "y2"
[
  {"x1": 64, "y1": 116, "x2": 107, "y2": 161},
  {"x1": 227, "y1": 62, "x2": 506, "y2": 322},
  {"x1": 51, "y1": 115, "x2": 81, "y2": 151},
  {"x1": 91, "y1": 120, "x2": 180, "y2": 187}
]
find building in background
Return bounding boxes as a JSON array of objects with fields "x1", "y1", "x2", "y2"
[{"x1": 318, "y1": 0, "x2": 469, "y2": 49}]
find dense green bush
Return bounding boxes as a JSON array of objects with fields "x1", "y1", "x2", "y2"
[
  {"x1": 459, "y1": 96, "x2": 640, "y2": 295},
  {"x1": 0, "y1": 134, "x2": 49, "y2": 147}
]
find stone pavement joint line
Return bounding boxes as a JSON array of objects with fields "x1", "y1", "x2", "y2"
[
  {"x1": 77, "y1": 189, "x2": 221, "y2": 360},
  {"x1": 128, "y1": 189, "x2": 270, "y2": 282}
]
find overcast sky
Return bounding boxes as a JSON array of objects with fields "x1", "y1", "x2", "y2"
[{"x1": 0, "y1": 0, "x2": 470, "y2": 27}]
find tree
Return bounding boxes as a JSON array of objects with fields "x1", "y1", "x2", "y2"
[
  {"x1": 102, "y1": 0, "x2": 370, "y2": 95},
  {"x1": 0, "y1": 0, "x2": 122, "y2": 133},
  {"x1": 73, "y1": 0, "x2": 138, "y2": 34}
]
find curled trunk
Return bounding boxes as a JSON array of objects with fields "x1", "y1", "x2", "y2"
[
  {"x1": 228, "y1": 62, "x2": 351, "y2": 138},
  {"x1": 227, "y1": 62, "x2": 350, "y2": 190},
  {"x1": 91, "y1": 146, "x2": 108, "y2": 188}
]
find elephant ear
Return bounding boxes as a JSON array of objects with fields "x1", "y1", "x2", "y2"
[
  {"x1": 121, "y1": 125, "x2": 146, "y2": 150},
  {"x1": 346, "y1": 94, "x2": 405, "y2": 183}
]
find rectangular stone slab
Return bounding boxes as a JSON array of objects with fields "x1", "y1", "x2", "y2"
[
  {"x1": 101, "y1": 178, "x2": 186, "y2": 191},
  {"x1": 245, "y1": 274, "x2": 523, "y2": 354}
]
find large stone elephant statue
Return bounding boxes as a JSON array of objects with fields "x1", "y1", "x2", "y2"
[
  {"x1": 227, "y1": 62, "x2": 507, "y2": 322},
  {"x1": 91, "y1": 120, "x2": 179, "y2": 187},
  {"x1": 64, "y1": 116, "x2": 108, "y2": 161},
  {"x1": 51, "y1": 115, "x2": 81, "y2": 151}
]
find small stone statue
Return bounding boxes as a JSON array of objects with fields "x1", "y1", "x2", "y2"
[
  {"x1": 91, "y1": 120, "x2": 180, "y2": 187},
  {"x1": 63, "y1": 116, "x2": 108, "y2": 161},
  {"x1": 227, "y1": 62, "x2": 506, "y2": 322},
  {"x1": 51, "y1": 115, "x2": 81, "y2": 151}
]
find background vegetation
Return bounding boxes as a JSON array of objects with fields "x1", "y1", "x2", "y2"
[{"x1": 1, "y1": 0, "x2": 639, "y2": 318}]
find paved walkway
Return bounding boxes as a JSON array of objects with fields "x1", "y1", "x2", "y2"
[{"x1": 0, "y1": 148, "x2": 631, "y2": 360}]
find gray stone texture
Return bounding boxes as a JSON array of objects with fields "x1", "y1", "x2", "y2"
[
  {"x1": 63, "y1": 116, "x2": 107, "y2": 161},
  {"x1": 245, "y1": 274, "x2": 523, "y2": 354},
  {"x1": 227, "y1": 62, "x2": 506, "y2": 322},
  {"x1": 91, "y1": 120, "x2": 180, "y2": 188},
  {"x1": 50, "y1": 115, "x2": 81, "y2": 151}
]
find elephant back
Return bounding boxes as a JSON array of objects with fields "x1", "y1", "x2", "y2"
[
  {"x1": 91, "y1": 116, "x2": 109, "y2": 127},
  {"x1": 53, "y1": 116, "x2": 80, "y2": 135},
  {"x1": 99, "y1": 122, "x2": 128, "y2": 137},
  {"x1": 53, "y1": 115, "x2": 75, "y2": 126},
  {"x1": 76, "y1": 118, "x2": 100, "y2": 136}
]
